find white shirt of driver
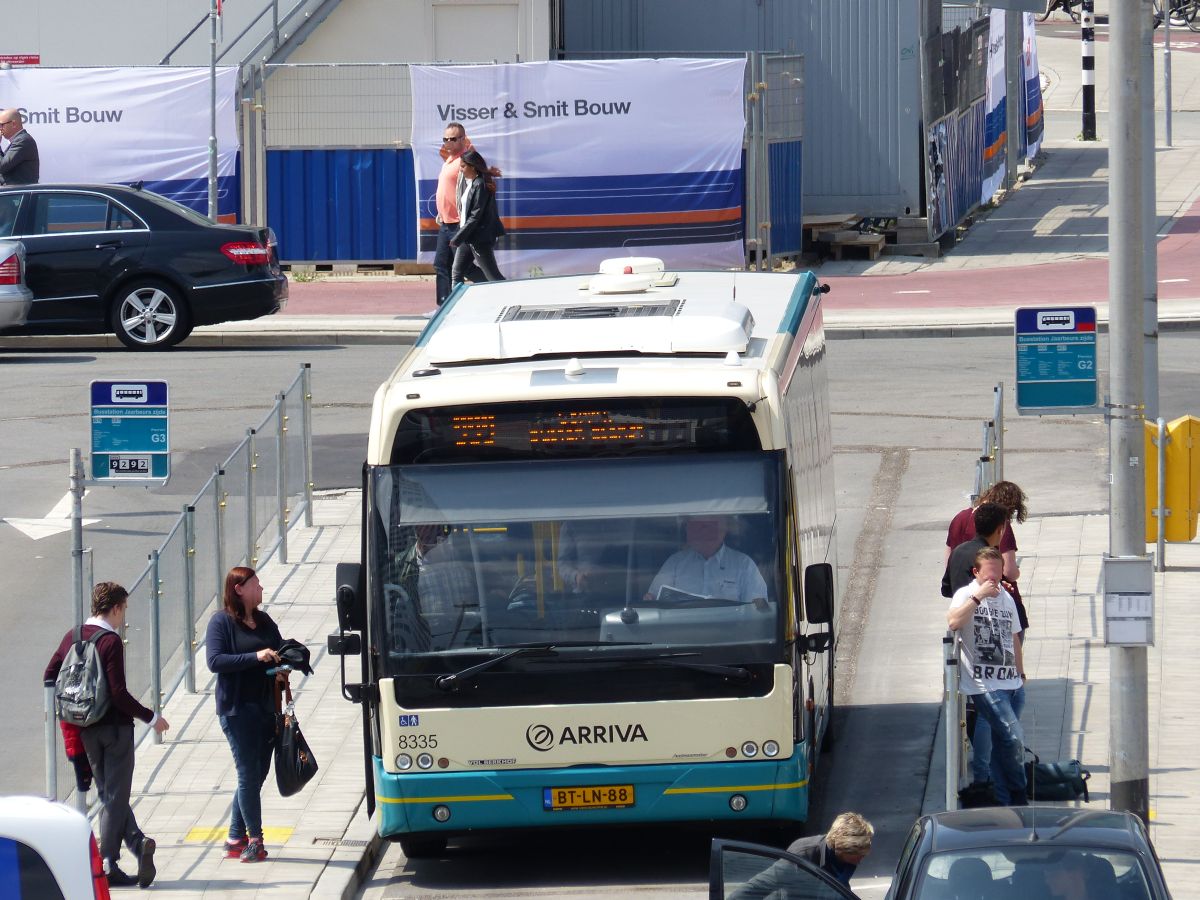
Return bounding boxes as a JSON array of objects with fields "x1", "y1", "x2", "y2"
[{"x1": 647, "y1": 543, "x2": 768, "y2": 604}]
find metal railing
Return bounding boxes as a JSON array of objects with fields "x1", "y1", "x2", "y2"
[
  {"x1": 45, "y1": 364, "x2": 314, "y2": 805},
  {"x1": 971, "y1": 383, "x2": 1005, "y2": 505},
  {"x1": 945, "y1": 382, "x2": 1007, "y2": 810}
]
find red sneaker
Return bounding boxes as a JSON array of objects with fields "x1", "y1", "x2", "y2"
[{"x1": 224, "y1": 837, "x2": 248, "y2": 859}]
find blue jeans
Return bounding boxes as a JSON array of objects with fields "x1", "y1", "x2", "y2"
[
  {"x1": 971, "y1": 688, "x2": 1027, "y2": 805},
  {"x1": 972, "y1": 683, "x2": 1026, "y2": 797},
  {"x1": 219, "y1": 711, "x2": 275, "y2": 840}
]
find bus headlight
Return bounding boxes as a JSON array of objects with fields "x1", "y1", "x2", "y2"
[
  {"x1": 763, "y1": 740, "x2": 780, "y2": 758},
  {"x1": 741, "y1": 741, "x2": 759, "y2": 758},
  {"x1": 417, "y1": 753, "x2": 434, "y2": 770},
  {"x1": 396, "y1": 753, "x2": 413, "y2": 771}
]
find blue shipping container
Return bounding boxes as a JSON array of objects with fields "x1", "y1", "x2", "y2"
[{"x1": 267, "y1": 149, "x2": 417, "y2": 262}]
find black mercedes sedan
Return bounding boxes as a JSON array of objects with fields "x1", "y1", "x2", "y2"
[{"x1": 0, "y1": 184, "x2": 286, "y2": 349}]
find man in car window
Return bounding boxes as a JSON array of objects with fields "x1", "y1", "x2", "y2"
[
  {"x1": 645, "y1": 515, "x2": 767, "y2": 606},
  {"x1": 730, "y1": 812, "x2": 874, "y2": 896}
]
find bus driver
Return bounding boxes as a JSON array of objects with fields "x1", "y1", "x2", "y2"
[{"x1": 645, "y1": 515, "x2": 768, "y2": 607}]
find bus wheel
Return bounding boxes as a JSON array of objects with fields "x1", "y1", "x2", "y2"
[{"x1": 398, "y1": 834, "x2": 448, "y2": 859}]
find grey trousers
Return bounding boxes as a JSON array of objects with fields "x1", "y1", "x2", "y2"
[{"x1": 82, "y1": 723, "x2": 145, "y2": 865}]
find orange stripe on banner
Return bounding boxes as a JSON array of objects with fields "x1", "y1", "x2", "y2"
[
  {"x1": 1025, "y1": 105, "x2": 1043, "y2": 129},
  {"x1": 418, "y1": 206, "x2": 741, "y2": 233},
  {"x1": 982, "y1": 133, "x2": 1007, "y2": 162}
]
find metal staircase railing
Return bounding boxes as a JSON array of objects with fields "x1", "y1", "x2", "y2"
[{"x1": 159, "y1": 0, "x2": 343, "y2": 77}]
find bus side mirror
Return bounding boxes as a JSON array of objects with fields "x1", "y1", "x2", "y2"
[
  {"x1": 335, "y1": 561, "x2": 365, "y2": 631},
  {"x1": 803, "y1": 562, "x2": 834, "y2": 625},
  {"x1": 328, "y1": 632, "x2": 361, "y2": 656}
]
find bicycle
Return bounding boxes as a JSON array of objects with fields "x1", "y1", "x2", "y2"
[
  {"x1": 1038, "y1": 0, "x2": 1081, "y2": 24},
  {"x1": 1153, "y1": 0, "x2": 1200, "y2": 32}
]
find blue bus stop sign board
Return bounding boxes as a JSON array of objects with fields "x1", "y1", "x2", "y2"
[
  {"x1": 1015, "y1": 307, "x2": 1099, "y2": 414},
  {"x1": 90, "y1": 381, "x2": 170, "y2": 481}
]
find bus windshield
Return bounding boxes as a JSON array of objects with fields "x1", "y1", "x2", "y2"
[{"x1": 368, "y1": 452, "x2": 785, "y2": 676}]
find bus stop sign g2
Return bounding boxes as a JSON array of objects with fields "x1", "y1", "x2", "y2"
[
  {"x1": 1015, "y1": 307, "x2": 1099, "y2": 415},
  {"x1": 90, "y1": 381, "x2": 169, "y2": 482}
]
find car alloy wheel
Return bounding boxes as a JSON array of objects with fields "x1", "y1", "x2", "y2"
[{"x1": 112, "y1": 279, "x2": 192, "y2": 350}]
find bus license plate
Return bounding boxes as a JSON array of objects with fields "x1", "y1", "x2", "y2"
[{"x1": 543, "y1": 784, "x2": 635, "y2": 811}]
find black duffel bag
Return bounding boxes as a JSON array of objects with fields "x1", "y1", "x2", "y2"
[
  {"x1": 275, "y1": 682, "x2": 319, "y2": 797},
  {"x1": 1025, "y1": 748, "x2": 1090, "y2": 802}
]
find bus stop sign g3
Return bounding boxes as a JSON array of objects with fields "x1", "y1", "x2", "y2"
[
  {"x1": 1015, "y1": 307, "x2": 1099, "y2": 415},
  {"x1": 90, "y1": 381, "x2": 170, "y2": 482}
]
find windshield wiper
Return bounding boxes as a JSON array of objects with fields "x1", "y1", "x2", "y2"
[{"x1": 434, "y1": 645, "x2": 559, "y2": 691}]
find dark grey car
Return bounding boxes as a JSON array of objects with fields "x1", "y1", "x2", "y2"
[{"x1": 710, "y1": 808, "x2": 1172, "y2": 899}]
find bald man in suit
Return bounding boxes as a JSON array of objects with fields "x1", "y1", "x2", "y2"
[{"x1": 0, "y1": 109, "x2": 40, "y2": 185}]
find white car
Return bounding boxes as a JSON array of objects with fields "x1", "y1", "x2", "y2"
[
  {"x1": 0, "y1": 239, "x2": 33, "y2": 330},
  {"x1": 0, "y1": 796, "x2": 110, "y2": 899}
]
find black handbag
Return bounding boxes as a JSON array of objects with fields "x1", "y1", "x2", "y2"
[
  {"x1": 275, "y1": 682, "x2": 318, "y2": 797},
  {"x1": 1024, "y1": 748, "x2": 1090, "y2": 802}
]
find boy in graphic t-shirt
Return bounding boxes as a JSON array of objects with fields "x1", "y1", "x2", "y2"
[{"x1": 947, "y1": 545, "x2": 1028, "y2": 805}]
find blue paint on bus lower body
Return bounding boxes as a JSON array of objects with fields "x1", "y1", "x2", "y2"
[{"x1": 372, "y1": 745, "x2": 810, "y2": 837}]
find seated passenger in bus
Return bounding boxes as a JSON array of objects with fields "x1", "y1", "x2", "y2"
[
  {"x1": 645, "y1": 515, "x2": 768, "y2": 607},
  {"x1": 388, "y1": 525, "x2": 476, "y2": 651},
  {"x1": 556, "y1": 519, "x2": 634, "y2": 597}
]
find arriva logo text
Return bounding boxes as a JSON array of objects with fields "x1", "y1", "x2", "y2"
[{"x1": 526, "y1": 722, "x2": 649, "y2": 751}]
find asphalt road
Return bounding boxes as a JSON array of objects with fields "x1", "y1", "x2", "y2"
[
  {"x1": 0, "y1": 342, "x2": 406, "y2": 796},
  {"x1": 357, "y1": 331, "x2": 1200, "y2": 899},
  {"x1": 2, "y1": 332, "x2": 1195, "y2": 890}
]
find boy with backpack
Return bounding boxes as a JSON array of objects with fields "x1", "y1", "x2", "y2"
[{"x1": 44, "y1": 581, "x2": 169, "y2": 889}]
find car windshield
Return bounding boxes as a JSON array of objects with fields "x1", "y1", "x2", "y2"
[
  {"x1": 916, "y1": 846, "x2": 1156, "y2": 899},
  {"x1": 367, "y1": 453, "x2": 785, "y2": 673}
]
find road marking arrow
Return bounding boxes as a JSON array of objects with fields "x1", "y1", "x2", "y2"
[{"x1": 2, "y1": 490, "x2": 100, "y2": 540}]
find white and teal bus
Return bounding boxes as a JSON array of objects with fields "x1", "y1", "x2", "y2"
[{"x1": 329, "y1": 260, "x2": 839, "y2": 857}]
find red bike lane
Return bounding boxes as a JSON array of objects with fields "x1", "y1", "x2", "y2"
[{"x1": 278, "y1": 198, "x2": 1200, "y2": 320}]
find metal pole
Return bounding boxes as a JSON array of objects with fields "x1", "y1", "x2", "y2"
[
  {"x1": 214, "y1": 467, "x2": 226, "y2": 594},
  {"x1": 208, "y1": 0, "x2": 219, "y2": 220},
  {"x1": 183, "y1": 505, "x2": 197, "y2": 693},
  {"x1": 301, "y1": 363, "x2": 314, "y2": 527},
  {"x1": 994, "y1": 383, "x2": 1005, "y2": 482},
  {"x1": 1082, "y1": 0, "x2": 1097, "y2": 140},
  {"x1": 246, "y1": 428, "x2": 258, "y2": 568},
  {"x1": 1156, "y1": 417, "x2": 1167, "y2": 572},
  {"x1": 1143, "y1": 2, "x2": 1160, "y2": 421},
  {"x1": 944, "y1": 632, "x2": 960, "y2": 810},
  {"x1": 1108, "y1": 0, "x2": 1150, "y2": 824},
  {"x1": 150, "y1": 550, "x2": 164, "y2": 746},
  {"x1": 276, "y1": 392, "x2": 289, "y2": 564},
  {"x1": 1165, "y1": 3, "x2": 1174, "y2": 148},
  {"x1": 44, "y1": 685, "x2": 57, "y2": 801},
  {"x1": 980, "y1": 422, "x2": 993, "y2": 490},
  {"x1": 70, "y1": 449, "x2": 86, "y2": 632},
  {"x1": 1005, "y1": 9, "x2": 1022, "y2": 189}
]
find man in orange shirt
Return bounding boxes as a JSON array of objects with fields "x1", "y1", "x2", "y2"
[{"x1": 434, "y1": 122, "x2": 487, "y2": 305}]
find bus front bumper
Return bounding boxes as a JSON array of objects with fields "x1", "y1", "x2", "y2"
[{"x1": 373, "y1": 748, "x2": 809, "y2": 838}]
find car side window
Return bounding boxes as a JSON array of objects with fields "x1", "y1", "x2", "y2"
[
  {"x1": 0, "y1": 194, "x2": 22, "y2": 238},
  {"x1": 32, "y1": 194, "x2": 111, "y2": 235},
  {"x1": 108, "y1": 203, "x2": 139, "y2": 230},
  {"x1": 0, "y1": 836, "x2": 68, "y2": 900}
]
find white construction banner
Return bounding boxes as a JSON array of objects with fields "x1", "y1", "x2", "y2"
[
  {"x1": 1022, "y1": 12, "x2": 1044, "y2": 160},
  {"x1": 411, "y1": 59, "x2": 746, "y2": 278},
  {"x1": 981, "y1": 9, "x2": 1007, "y2": 204},
  {"x1": 0, "y1": 67, "x2": 240, "y2": 218}
]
